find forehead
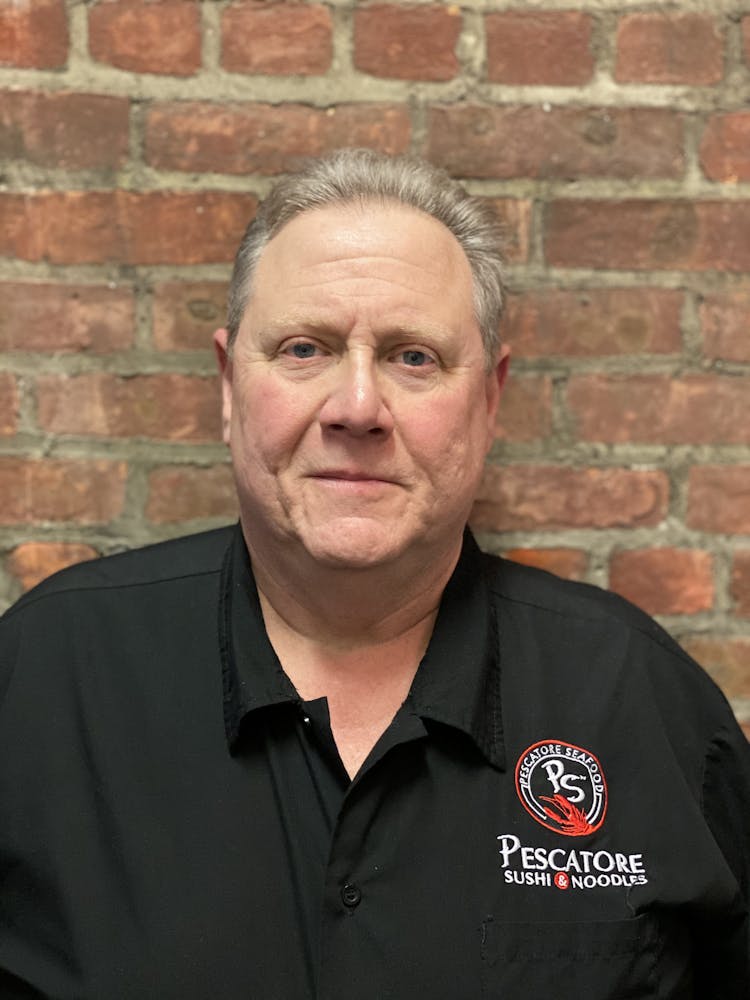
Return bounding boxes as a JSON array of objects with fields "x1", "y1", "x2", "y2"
[{"x1": 244, "y1": 202, "x2": 476, "y2": 331}]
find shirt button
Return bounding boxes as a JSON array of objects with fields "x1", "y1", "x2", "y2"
[{"x1": 341, "y1": 882, "x2": 362, "y2": 908}]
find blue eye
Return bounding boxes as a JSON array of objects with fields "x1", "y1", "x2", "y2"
[
  {"x1": 401, "y1": 350, "x2": 429, "y2": 367},
  {"x1": 289, "y1": 342, "x2": 318, "y2": 359}
]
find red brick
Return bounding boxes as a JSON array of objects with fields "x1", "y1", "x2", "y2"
[
  {"x1": 609, "y1": 547, "x2": 714, "y2": 616},
  {"x1": 0, "y1": 458, "x2": 126, "y2": 524},
  {"x1": 0, "y1": 0, "x2": 68, "y2": 68},
  {"x1": 504, "y1": 288, "x2": 682, "y2": 358},
  {"x1": 485, "y1": 11, "x2": 593, "y2": 86},
  {"x1": 0, "y1": 191, "x2": 257, "y2": 265},
  {"x1": 545, "y1": 200, "x2": 750, "y2": 272},
  {"x1": 0, "y1": 372, "x2": 18, "y2": 436},
  {"x1": 426, "y1": 106, "x2": 683, "y2": 181},
  {"x1": 732, "y1": 552, "x2": 750, "y2": 618},
  {"x1": 699, "y1": 289, "x2": 750, "y2": 363},
  {"x1": 687, "y1": 467, "x2": 750, "y2": 534},
  {"x1": 699, "y1": 112, "x2": 750, "y2": 183},
  {"x1": 615, "y1": 13, "x2": 723, "y2": 85},
  {"x1": 680, "y1": 637, "x2": 750, "y2": 700},
  {"x1": 354, "y1": 4, "x2": 460, "y2": 81},
  {"x1": 7, "y1": 542, "x2": 98, "y2": 592},
  {"x1": 221, "y1": 2, "x2": 332, "y2": 75},
  {"x1": 146, "y1": 464, "x2": 236, "y2": 522},
  {"x1": 568, "y1": 375, "x2": 750, "y2": 445},
  {"x1": 0, "y1": 92, "x2": 129, "y2": 171},
  {"x1": 503, "y1": 548, "x2": 588, "y2": 581},
  {"x1": 471, "y1": 466, "x2": 668, "y2": 532},
  {"x1": 487, "y1": 199, "x2": 531, "y2": 264},
  {"x1": 36, "y1": 373, "x2": 221, "y2": 442},
  {"x1": 145, "y1": 102, "x2": 411, "y2": 176},
  {"x1": 494, "y1": 376, "x2": 552, "y2": 443},
  {"x1": 88, "y1": 0, "x2": 200, "y2": 75},
  {"x1": 152, "y1": 281, "x2": 227, "y2": 351},
  {"x1": 0, "y1": 282, "x2": 134, "y2": 352}
]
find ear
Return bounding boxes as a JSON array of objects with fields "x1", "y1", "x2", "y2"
[
  {"x1": 484, "y1": 344, "x2": 511, "y2": 451},
  {"x1": 213, "y1": 328, "x2": 233, "y2": 446}
]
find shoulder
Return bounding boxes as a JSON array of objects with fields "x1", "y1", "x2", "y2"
[
  {"x1": 0, "y1": 526, "x2": 237, "y2": 707},
  {"x1": 2, "y1": 526, "x2": 235, "y2": 624},
  {"x1": 481, "y1": 551, "x2": 739, "y2": 740},
  {"x1": 484, "y1": 552, "x2": 679, "y2": 653}
]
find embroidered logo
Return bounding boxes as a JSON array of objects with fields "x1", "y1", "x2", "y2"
[{"x1": 515, "y1": 740, "x2": 607, "y2": 837}]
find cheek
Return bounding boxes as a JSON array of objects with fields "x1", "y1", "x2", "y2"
[
  {"x1": 231, "y1": 379, "x2": 316, "y2": 468},
  {"x1": 404, "y1": 401, "x2": 488, "y2": 482}
]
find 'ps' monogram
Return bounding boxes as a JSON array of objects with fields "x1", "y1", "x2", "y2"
[{"x1": 539, "y1": 760, "x2": 587, "y2": 803}]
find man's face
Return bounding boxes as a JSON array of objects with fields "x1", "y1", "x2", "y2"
[{"x1": 215, "y1": 202, "x2": 508, "y2": 571}]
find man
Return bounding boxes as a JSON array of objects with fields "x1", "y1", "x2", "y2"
[{"x1": 0, "y1": 150, "x2": 748, "y2": 998}]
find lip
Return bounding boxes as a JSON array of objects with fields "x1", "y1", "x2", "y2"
[{"x1": 308, "y1": 470, "x2": 399, "y2": 485}]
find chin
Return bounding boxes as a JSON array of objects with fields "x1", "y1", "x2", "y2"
[{"x1": 297, "y1": 519, "x2": 412, "y2": 571}]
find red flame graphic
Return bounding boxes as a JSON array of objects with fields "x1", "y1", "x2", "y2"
[{"x1": 539, "y1": 794, "x2": 596, "y2": 836}]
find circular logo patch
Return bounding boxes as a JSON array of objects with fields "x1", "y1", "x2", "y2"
[{"x1": 515, "y1": 739, "x2": 607, "y2": 837}]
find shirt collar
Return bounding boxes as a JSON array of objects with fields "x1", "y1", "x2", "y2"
[
  {"x1": 408, "y1": 530, "x2": 505, "y2": 771},
  {"x1": 219, "y1": 524, "x2": 505, "y2": 771},
  {"x1": 219, "y1": 524, "x2": 298, "y2": 748}
]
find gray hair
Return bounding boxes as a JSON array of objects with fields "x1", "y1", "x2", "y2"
[{"x1": 226, "y1": 148, "x2": 506, "y2": 367}]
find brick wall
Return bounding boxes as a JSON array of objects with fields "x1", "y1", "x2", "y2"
[{"x1": 0, "y1": 0, "x2": 748, "y2": 733}]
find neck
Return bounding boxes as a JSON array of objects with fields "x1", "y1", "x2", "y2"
[
  {"x1": 243, "y1": 525, "x2": 462, "y2": 648},
  {"x1": 244, "y1": 529, "x2": 464, "y2": 778}
]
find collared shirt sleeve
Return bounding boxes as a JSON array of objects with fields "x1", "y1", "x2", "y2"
[{"x1": 694, "y1": 718, "x2": 750, "y2": 997}]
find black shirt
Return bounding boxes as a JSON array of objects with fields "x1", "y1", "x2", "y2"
[{"x1": 0, "y1": 525, "x2": 748, "y2": 998}]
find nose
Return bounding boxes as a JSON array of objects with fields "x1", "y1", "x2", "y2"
[{"x1": 318, "y1": 350, "x2": 394, "y2": 437}]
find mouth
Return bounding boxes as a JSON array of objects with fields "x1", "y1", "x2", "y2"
[{"x1": 308, "y1": 470, "x2": 399, "y2": 488}]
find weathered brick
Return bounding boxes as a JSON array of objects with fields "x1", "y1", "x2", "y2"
[
  {"x1": 471, "y1": 466, "x2": 668, "y2": 532},
  {"x1": 152, "y1": 281, "x2": 227, "y2": 351},
  {"x1": 680, "y1": 637, "x2": 750, "y2": 700},
  {"x1": 0, "y1": 191, "x2": 257, "y2": 265},
  {"x1": 504, "y1": 288, "x2": 682, "y2": 358},
  {"x1": 743, "y1": 17, "x2": 750, "y2": 66},
  {"x1": 144, "y1": 103, "x2": 411, "y2": 176},
  {"x1": 36, "y1": 374, "x2": 221, "y2": 442},
  {"x1": 487, "y1": 199, "x2": 531, "y2": 264},
  {"x1": 732, "y1": 552, "x2": 750, "y2": 618},
  {"x1": 0, "y1": 282, "x2": 134, "y2": 352},
  {"x1": 568, "y1": 375, "x2": 750, "y2": 445},
  {"x1": 7, "y1": 542, "x2": 98, "y2": 592},
  {"x1": 354, "y1": 4, "x2": 460, "y2": 81},
  {"x1": 699, "y1": 112, "x2": 750, "y2": 183},
  {"x1": 503, "y1": 548, "x2": 588, "y2": 581},
  {"x1": 0, "y1": 458, "x2": 126, "y2": 525},
  {"x1": 615, "y1": 13, "x2": 723, "y2": 85},
  {"x1": 146, "y1": 464, "x2": 236, "y2": 522},
  {"x1": 494, "y1": 376, "x2": 552, "y2": 443},
  {"x1": 545, "y1": 201, "x2": 750, "y2": 272},
  {"x1": 485, "y1": 11, "x2": 593, "y2": 86},
  {"x1": 426, "y1": 106, "x2": 683, "y2": 181},
  {"x1": 88, "y1": 0, "x2": 200, "y2": 75},
  {"x1": 221, "y1": 2, "x2": 332, "y2": 75},
  {"x1": 0, "y1": 0, "x2": 68, "y2": 68},
  {"x1": 0, "y1": 91, "x2": 129, "y2": 171},
  {"x1": 124, "y1": 192, "x2": 257, "y2": 265},
  {"x1": 0, "y1": 372, "x2": 17, "y2": 436},
  {"x1": 609, "y1": 547, "x2": 714, "y2": 616},
  {"x1": 687, "y1": 467, "x2": 750, "y2": 534},
  {"x1": 699, "y1": 289, "x2": 750, "y2": 363}
]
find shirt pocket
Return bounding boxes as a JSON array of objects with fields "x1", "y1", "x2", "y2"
[{"x1": 480, "y1": 913, "x2": 667, "y2": 999}]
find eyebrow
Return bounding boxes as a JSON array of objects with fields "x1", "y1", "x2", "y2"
[{"x1": 258, "y1": 315, "x2": 456, "y2": 343}]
